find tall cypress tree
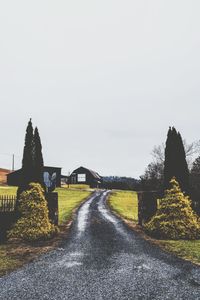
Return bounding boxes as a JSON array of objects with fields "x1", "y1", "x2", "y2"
[
  {"x1": 21, "y1": 119, "x2": 34, "y2": 186},
  {"x1": 17, "y1": 119, "x2": 34, "y2": 198},
  {"x1": 164, "y1": 127, "x2": 189, "y2": 193},
  {"x1": 17, "y1": 120, "x2": 46, "y2": 203},
  {"x1": 176, "y1": 131, "x2": 189, "y2": 192},
  {"x1": 33, "y1": 127, "x2": 44, "y2": 186},
  {"x1": 163, "y1": 127, "x2": 173, "y2": 188}
]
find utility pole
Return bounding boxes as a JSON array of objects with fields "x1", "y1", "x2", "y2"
[{"x1": 12, "y1": 154, "x2": 15, "y2": 171}]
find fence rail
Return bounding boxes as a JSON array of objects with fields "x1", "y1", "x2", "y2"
[{"x1": 0, "y1": 195, "x2": 16, "y2": 212}]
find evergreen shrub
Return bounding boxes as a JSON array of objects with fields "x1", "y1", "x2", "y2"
[
  {"x1": 9, "y1": 183, "x2": 58, "y2": 241},
  {"x1": 145, "y1": 178, "x2": 200, "y2": 240}
]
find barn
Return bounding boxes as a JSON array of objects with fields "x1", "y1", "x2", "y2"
[
  {"x1": 7, "y1": 166, "x2": 62, "y2": 189},
  {"x1": 0, "y1": 168, "x2": 11, "y2": 185},
  {"x1": 68, "y1": 166, "x2": 103, "y2": 188}
]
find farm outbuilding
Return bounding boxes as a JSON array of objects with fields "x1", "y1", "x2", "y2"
[
  {"x1": 7, "y1": 166, "x2": 62, "y2": 189},
  {"x1": 0, "y1": 168, "x2": 11, "y2": 185},
  {"x1": 68, "y1": 166, "x2": 103, "y2": 188}
]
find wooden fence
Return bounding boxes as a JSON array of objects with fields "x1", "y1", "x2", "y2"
[
  {"x1": 0, "y1": 193, "x2": 58, "y2": 241},
  {"x1": 0, "y1": 195, "x2": 16, "y2": 212},
  {"x1": 0, "y1": 195, "x2": 17, "y2": 241}
]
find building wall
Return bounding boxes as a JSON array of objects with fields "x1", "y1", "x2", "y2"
[
  {"x1": 7, "y1": 167, "x2": 61, "y2": 188},
  {"x1": 7, "y1": 170, "x2": 22, "y2": 186},
  {"x1": 0, "y1": 169, "x2": 11, "y2": 185},
  {"x1": 68, "y1": 167, "x2": 102, "y2": 188}
]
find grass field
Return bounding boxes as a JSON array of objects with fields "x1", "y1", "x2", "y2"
[
  {"x1": 108, "y1": 190, "x2": 138, "y2": 222},
  {"x1": 55, "y1": 187, "x2": 91, "y2": 224},
  {"x1": 0, "y1": 186, "x2": 91, "y2": 225},
  {"x1": 0, "y1": 186, "x2": 17, "y2": 196},
  {"x1": 62, "y1": 184, "x2": 90, "y2": 190},
  {"x1": 158, "y1": 240, "x2": 200, "y2": 264}
]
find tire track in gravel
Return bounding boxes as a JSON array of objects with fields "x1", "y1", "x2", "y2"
[{"x1": 1, "y1": 190, "x2": 200, "y2": 300}]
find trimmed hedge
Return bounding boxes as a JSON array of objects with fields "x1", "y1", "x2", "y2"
[
  {"x1": 145, "y1": 178, "x2": 200, "y2": 240},
  {"x1": 9, "y1": 183, "x2": 58, "y2": 241}
]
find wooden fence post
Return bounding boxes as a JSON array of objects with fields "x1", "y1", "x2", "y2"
[
  {"x1": 137, "y1": 192, "x2": 143, "y2": 226},
  {"x1": 45, "y1": 192, "x2": 58, "y2": 225},
  {"x1": 137, "y1": 191, "x2": 159, "y2": 227}
]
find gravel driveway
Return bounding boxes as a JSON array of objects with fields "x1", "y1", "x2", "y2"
[{"x1": 1, "y1": 190, "x2": 200, "y2": 300}]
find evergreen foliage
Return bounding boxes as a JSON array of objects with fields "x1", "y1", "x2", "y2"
[
  {"x1": 145, "y1": 178, "x2": 200, "y2": 240},
  {"x1": 33, "y1": 127, "x2": 44, "y2": 186},
  {"x1": 164, "y1": 127, "x2": 189, "y2": 193},
  {"x1": 21, "y1": 119, "x2": 34, "y2": 189},
  {"x1": 9, "y1": 183, "x2": 58, "y2": 241},
  {"x1": 18, "y1": 120, "x2": 45, "y2": 196},
  {"x1": 190, "y1": 156, "x2": 200, "y2": 213}
]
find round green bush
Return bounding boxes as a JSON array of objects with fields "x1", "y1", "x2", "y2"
[
  {"x1": 8, "y1": 183, "x2": 58, "y2": 241},
  {"x1": 145, "y1": 178, "x2": 200, "y2": 240}
]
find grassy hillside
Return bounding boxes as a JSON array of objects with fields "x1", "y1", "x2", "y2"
[{"x1": 108, "y1": 190, "x2": 138, "y2": 222}]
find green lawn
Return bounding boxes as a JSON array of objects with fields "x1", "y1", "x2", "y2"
[
  {"x1": 108, "y1": 190, "x2": 138, "y2": 222},
  {"x1": 0, "y1": 186, "x2": 17, "y2": 196},
  {"x1": 159, "y1": 240, "x2": 200, "y2": 264},
  {"x1": 62, "y1": 184, "x2": 91, "y2": 190},
  {"x1": 0, "y1": 186, "x2": 91, "y2": 225},
  {"x1": 56, "y1": 187, "x2": 92, "y2": 224}
]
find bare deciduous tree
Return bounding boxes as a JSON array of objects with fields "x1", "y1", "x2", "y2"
[
  {"x1": 140, "y1": 139, "x2": 200, "y2": 190},
  {"x1": 151, "y1": 140, "x2": 200, "y2": 170}
]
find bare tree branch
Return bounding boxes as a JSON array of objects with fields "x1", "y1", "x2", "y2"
[{"x1": 183, "y1": 140, "x2": 200, "y2": 157}]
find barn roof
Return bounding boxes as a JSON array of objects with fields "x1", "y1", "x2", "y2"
[
  {"x1": 73, "y1": 166, "x2": 102, "y2": 180},
  {"x1": 87, "y1": 168, "x2": 102, "y2": 179}
]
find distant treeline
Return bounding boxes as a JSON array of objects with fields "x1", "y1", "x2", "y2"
[{"x1": 102, "y1": 176, "x2": 140, "y2": 191}]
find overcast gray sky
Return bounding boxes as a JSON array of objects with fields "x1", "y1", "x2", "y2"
[{"x1": 0, "y1": 1, "x2": 200, "y2": 178}]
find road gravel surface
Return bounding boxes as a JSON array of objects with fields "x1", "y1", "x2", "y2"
[{"x1": 1, "y1": 190, "x2": 200, "y2": 299}]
